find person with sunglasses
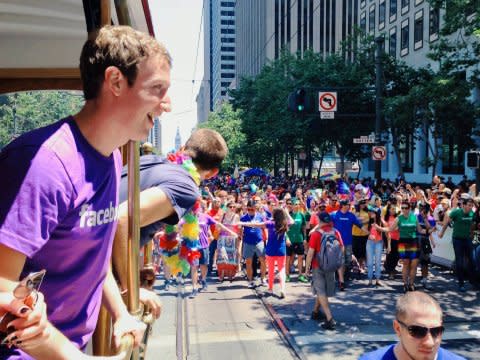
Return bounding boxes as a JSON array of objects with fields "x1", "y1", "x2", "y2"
[
  {"x1": 380, "y1": 202, "x2": 431, "y2": 292},
  {"x1": 360, "y1": 291, "x2": 465, "y2": 360}
]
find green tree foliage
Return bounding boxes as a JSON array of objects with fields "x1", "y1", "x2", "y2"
[
  {"x1": 199, "y1": 103, "x2": 247, "y2": 171},
  {"x1": 0, "y1": 91, "x2": 84, "y2": 149},
  {"x1": 428, "y1": 0, "x2": 479, "y2": 83}
]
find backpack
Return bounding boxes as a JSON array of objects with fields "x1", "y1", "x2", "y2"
[{"x1": 316, "y1": 228, "x2": 343, "y2": 272}]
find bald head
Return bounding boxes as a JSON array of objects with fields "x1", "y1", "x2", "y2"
[{"x1": 395, "y1": 292, "x2": 442, "y2": 322}]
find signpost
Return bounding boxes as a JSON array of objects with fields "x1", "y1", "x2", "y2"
[
  {"x1": 353, "y1": 133, "x2": 375, "y2": 144},
  {"x1": 319, "y1": 91, "x2": 337, "y2": 119},
  {"x1": 372, "y1": 146, "x2": 387, "y2": 161}
]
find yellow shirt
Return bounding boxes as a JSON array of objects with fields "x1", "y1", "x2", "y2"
[{"x1": 352, "y1": 209, "x2": 369, "y2": 236}]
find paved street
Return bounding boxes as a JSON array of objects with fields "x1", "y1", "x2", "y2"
[{"x1": 146, "y1": 264, "x2": 480, "y2": 360}]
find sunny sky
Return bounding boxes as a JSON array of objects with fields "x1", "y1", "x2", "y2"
[{"x1": 150, "y1": 0, "x2": 205, "y2": 154}]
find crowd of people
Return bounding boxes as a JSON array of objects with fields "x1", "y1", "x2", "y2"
[
  {"x1": 153, "y1": 172, "x2": 480, "y2": 330},
  {"x1": 0, "y1": 21, "x2": 474, "y2": 360}
]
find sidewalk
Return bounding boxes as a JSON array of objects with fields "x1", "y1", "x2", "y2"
[{"x1": 256, "y1": 263, "x2": 480, "y2": 359}]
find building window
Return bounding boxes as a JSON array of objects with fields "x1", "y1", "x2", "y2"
[
  {"x1": 275, "y1": 0, "x2": 279, "y2": 58},
  {"x1": 326, "y1": 0, "x2": 331, "y2": 52},
  {"x1": 309, "y1": 0, "x2": 314, "y2": 49},
  {"x1": 221, "y1": 19, "x2": 235, "y2": 25},
  {"x1": 361, "y1": 0, "x2": 366, "y2": 8},
  {"x1": 389, "y1": 27, "x2": 397, "y2": 57},
  {"x1": 221, "y1": 90, "x2": 227, "y2": 96},
  {"x1": 379, "y1": 0, "x2": 386, "y2": 30},
  {"x1": 389, "y1": 0, "x2": 397, "y2": 22},
  {"x1": 221, "y1": 55, "x2": 235, "y2": 60},
  {"x1": 400, "y1": 18, "x2": 409, "y2": 56},
  {"x1": 221, "y1": 2, "x2": 235, "y2": 6},
  {"x1": 414, "y1": 0, "x2": 423, "y2": 5},
  {"x1": 220, "y1": 46, "x2": 235, "y2": 52},
  {"x1": 220, "y1": 10, "x2": 234, "y2": 16},
  {"x1": 401, "y1": 0, "x2": 409, "y2": 15},
  {"x1": 414, "y1": 9, "x2": 424, "y2": 50},
  {"x1": 429, "y1": 7, "x2": 440, "y2": 42},
  {"x1": 221, "y1": 82, "x2": 231, "y2": 87},
  {"x1": 297, "y1": 0, "x2": 302, "y2": 52},
  {"x1": 303, "y1": 0, "x2": 308, "y2": 52},
  {"x1": 221, "y1": 73, "x2": 235, "y2": 78},
  {"x1": 221, "y1": 64, "x2": 235, "y2": 70},
  {"x1": 221, "y1": 28, "x2": 235, "y2": 34},
  {"x1": 442, "y1": 138, "x2": 466, "y2": 174},
  {"x1": 319, "y1": 0, "x2": 324, "y2": 52},
  {"x1": 369, "y1": 5, "x2": 375, "y2": 34},
  {"x1": 287, "y1": 0, "x2": 291, "y2": 44},
  {"x1": 399, "y1": 133, "x2": 414, "y2": 173},
  {"x1": 221, "y1": 37, "x2": 235, "y2": 43},
  {"x1": 360, "y1": 11, "x2": 367, "y2": 33},
  {"x1": 280, "y1": 0, "x2": 285, "y2": 47}
]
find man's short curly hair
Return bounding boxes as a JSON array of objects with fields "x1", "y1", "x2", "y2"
[{"x1": 79, "y1": 25, "x2": 172, "y2": 100}]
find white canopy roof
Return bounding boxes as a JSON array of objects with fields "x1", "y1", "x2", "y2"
[{"x1": 0, "y1": 0, "x2": 154, "y2": 92}]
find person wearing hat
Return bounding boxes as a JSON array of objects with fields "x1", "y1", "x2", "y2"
[
  {"x1": 330, "y1": 199, "x2": 365, "y2": 290},
  {"x1": 439, "y1": 197, "x2": 475, "y2": 292},
  {"x1": 305, "y1": 211, "x2": 344, "y2": 330}
]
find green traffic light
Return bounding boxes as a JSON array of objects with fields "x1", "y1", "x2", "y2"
[{"x1": 298, "y1": 105, "x2": 304, "y2": 111}]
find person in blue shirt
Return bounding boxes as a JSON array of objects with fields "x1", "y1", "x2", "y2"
[
  {"x1": 329, "y1": 199, "x2": 364, "y2": 290},
  {"x1": 239, "y1": 200, "x2": 267, "y2": 288},
  {"x1": 360, "y1": 291, "x2": 466, "y2": 360}
]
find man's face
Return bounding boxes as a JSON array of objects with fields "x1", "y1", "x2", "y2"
[
  {"x1": 122, "y1": 55, "x2": 171, "y2": 141},
  {"x1": 394, "y1": 307, "x2": 443, "y2": 360}
]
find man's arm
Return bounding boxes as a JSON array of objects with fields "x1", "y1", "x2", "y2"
[
  {"x1": 102, "y1": 267, "x2": 145, "y2": 349},
  {"x1": 113, "y1": 187, "x2": 175, "y2": 291}
]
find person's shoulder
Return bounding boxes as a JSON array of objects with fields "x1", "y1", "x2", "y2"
[
  {"x1": 438, "y1": 347, "x2": 467, "y2": 360},
  {"x1": 359, "y1": 344, "x2": 396, "y2": 360}
]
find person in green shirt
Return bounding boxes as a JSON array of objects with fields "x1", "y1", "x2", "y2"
[
  {"x1": 439, "y1": 197, "x2": 475, "y2": 292},
  {"x1": 382, "y1": 201, "x2": 430, "y2": 293},
  {"x1": 286, "y1": 198, "x2": 308, "y2": 283}
]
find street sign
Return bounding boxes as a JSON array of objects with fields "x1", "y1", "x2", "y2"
[
  {"x1": 353, "y1": 134, "x2": 375, "y2": 144},
  {"x1": 320, "y1": 111, "x2": 335, "y2": 119},
  {"x1": 318, "y1": 92, "x2": 337, "y2": 112},
  {"x1": 372, "y1": 146, "x2": 387, "y2": 161}
]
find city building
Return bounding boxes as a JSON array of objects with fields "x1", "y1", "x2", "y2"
[
  {"x1": 203, "y1": 0, "x2": 236, "y2": 114},
  {"x1": 357, "y1": 0, "x2": 478, "y2": 182},
  {"x1": 234, "y1": 0, "x2": 478, "y2": 182},
  {"x1": 146, "y1": 117, "x2": 162, "y2": 154},
  {"x1": 175, "y1": 126, "x2": 182, "y2": 151}
]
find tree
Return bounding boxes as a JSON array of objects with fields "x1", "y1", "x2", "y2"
[
  {"x1": 0, "y1": 91, "x2": 84, "y2": 149},
  {"x1": 199, "y1": 103, "x2": 247, "y2": 171}
]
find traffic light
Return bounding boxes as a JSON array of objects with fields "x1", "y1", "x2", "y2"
[
  {"x1": 288, "y1": 88, "x2": 307, "y2": 113},
  {"x1": 467, "y1": 151, "x2": 480, "y2": 168}
]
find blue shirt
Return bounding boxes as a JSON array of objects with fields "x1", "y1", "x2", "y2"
[
  {"x1": 360, "y1": 344, "x2": 466, "y2": 360},
  {"x1": 241, "y1": 213, "x2": 265, "y2": 245},
  {"x1": 265, "y1": 221, "x2": 287, "y2": 256},
  {"x1": 330, "y1": 210, "x2": 363, "y2": 246}
]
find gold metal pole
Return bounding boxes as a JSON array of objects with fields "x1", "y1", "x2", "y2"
[{"x1": 126, "y1": 140, "x2": 141, "y2": 313}]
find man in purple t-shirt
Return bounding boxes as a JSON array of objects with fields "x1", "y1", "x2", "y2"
[{"x1": 0, "y1": 26, "x2": 171, "y2": 359}]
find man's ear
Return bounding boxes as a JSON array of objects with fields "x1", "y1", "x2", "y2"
[
  {"x1": 393, "y1": 319, "x2": 401, "y2": 337},
  {"x1": 104, "y1": 66, "x2": 125, "y2": 96}
]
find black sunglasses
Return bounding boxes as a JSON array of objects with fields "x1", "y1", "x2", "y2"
[
  {"x1": 397, "y1": 319, "x2": 444, "y2": 339},
  {"x1": 401, "y1": 206, "x2": 410, "y2": 210}
]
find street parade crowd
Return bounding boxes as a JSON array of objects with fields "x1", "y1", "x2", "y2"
[{"x1": 154, "y1": 171, "x2": 480, "y2": 334}]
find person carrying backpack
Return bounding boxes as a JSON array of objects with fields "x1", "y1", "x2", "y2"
[{"x1": 305, "y1": 212, "x2": 345, "y2": 330}]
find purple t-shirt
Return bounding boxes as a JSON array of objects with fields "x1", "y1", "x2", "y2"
[
  {"x1": 0, "y1": 117, "x2": 122, "y2": 357},
  {"x1": 198, "y1": 213, "x2": 215, "y2": 249}
]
